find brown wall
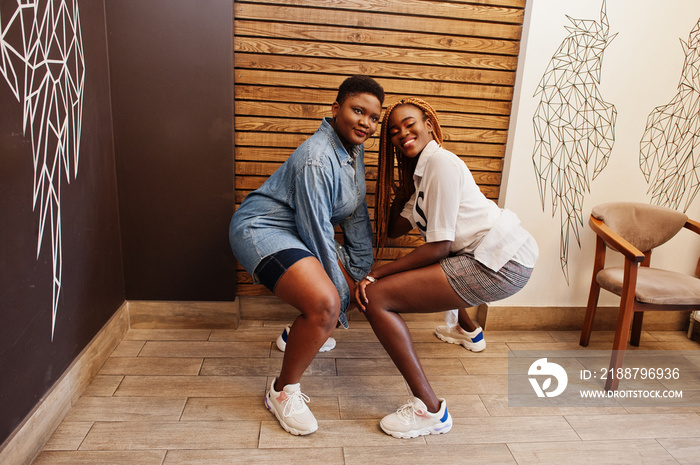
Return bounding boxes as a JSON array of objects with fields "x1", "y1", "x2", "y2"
[
  {"x1": 0, "y1": 0, "x2": 124, "y2": 444},
  {"x1": 1, "y1": 0, "x2": 237, "y2": 446},
  {"x1": 107, "y1": 0, "x2": 236, "y2": 301}
]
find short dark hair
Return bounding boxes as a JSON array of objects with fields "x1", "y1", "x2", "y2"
[{"x1": 336, "y1": 75, "x2": 385, "y2": 106}]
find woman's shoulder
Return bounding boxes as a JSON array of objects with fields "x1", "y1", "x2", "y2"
[{"x1": 424, "y1": 143, "x2": 466, "y2": 172}]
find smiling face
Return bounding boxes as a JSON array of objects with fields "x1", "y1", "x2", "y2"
[
  {"x1": 331, "y1": 92, "x2": 382, "y2": 148},
  {"x1": 387, "y1": 104, "x2": 434, "y2": 158}
]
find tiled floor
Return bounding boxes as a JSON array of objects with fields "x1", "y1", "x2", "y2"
[{"x1": 32, "y1": 306, "x2": 700, "y2": 465}]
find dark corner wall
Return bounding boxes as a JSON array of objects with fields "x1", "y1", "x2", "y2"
[
  {"x1": 107, "y1": 0, "x2": 236, "y2": 301},
  {"x1": 0, "y1": 0, "x2": 235, "y2": 447},
  {"x1": 0, "y1": 0, "x2": 124, "y2": 444}
]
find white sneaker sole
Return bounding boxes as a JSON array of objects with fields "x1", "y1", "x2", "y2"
[
  {"x1": 276, "y1": 333, "x2": 336, "y2": 353},
  {"x1": 380, "y1": 416, "x2": 453, "y2": 439},
  {"x1": 435, "y1": 330, "x2": 486, "y2": 352},
  {"x1": 264, "y1": 393, "x2": 318, "y2": 436}
]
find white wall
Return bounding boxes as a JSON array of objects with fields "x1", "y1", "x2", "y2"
[{"x1": 501, "y1": 0, "x2": 700, "y2": 306}]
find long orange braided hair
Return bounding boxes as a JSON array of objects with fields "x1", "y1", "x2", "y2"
[{"x1": 375, "y1": 98, "x2": 444, "y2": 249}]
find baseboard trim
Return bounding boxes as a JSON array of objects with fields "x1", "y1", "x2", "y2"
[
  {"x1": 128, "y1": 299, "x2": 240, "y2": 329},
  {"x1": 483, "y1": 305, "x2": 690, "y2": 331},
  {"x1": 0, "y1": 302, "x2": 129, "y2": 465}
]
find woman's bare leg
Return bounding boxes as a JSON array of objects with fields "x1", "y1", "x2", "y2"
[
  {"x1": 457, "y1": 308, "x2": 478, "y2": 332},
  {"x1": 363, "y1": 264, "x2": 466, "y2": 412},
  {"x1": 273, "y1": 257, "x2": 340, "y2": 388}
]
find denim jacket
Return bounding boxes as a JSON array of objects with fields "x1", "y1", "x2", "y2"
[{"x1": 230, "y1": 117, "x2": 373, "y2": 328}]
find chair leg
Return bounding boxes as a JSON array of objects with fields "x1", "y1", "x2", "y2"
[
  {"x1": 580, "y1": 281, "x2": 601, "y2": 347},
  {"x1": 689, "y1": 311, "x2": 697, "y2": 339},
  {"x1": 605, "y1": 303, "x2": 634, "y2": 391},
  {"x1": 630, "y1": 312, "x2": 644, "y2": 347},
  {"x1": 605, "y1": 263, "x2": 638, "y2": 391}
]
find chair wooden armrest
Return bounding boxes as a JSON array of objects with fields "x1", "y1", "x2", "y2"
[
  {"x1": 588, "y1": 216, "x2": 645, "y2": 263},
  {"x1": 684, "y1": 218, "x2": 700, "y2": 235}
]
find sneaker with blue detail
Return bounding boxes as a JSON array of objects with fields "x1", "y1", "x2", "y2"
[
  {"x1": 276, "y1": 324, "x2": 336, "y2": 353},
  {"x1": 380, "y1": 397, "x2": 452, "y2": 439},
  {"x1": 434, "y1": 325, "x2": 486, "y2": 352}
]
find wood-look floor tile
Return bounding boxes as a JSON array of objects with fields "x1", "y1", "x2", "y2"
[
  {"x1": 110, "y1": 340, "x2": 145, "y2": 357},
  {"x1": 429, "y1": 374, "x2": 509, "y2": 395},
  {"x1": 208, "y1": 326, "x2": 286, "y2": 342},
  {"x1": 425, "y1": 416, "x2": 579, "y2": 444},
  {"x1": 138, "y1": 341, "x2": 271, "y2": 358},
  {"x1": 565, "y1": 413, "x2": 700, "y2": 440},
  {"x1": 42, "y1": 422, "x2": 93, "y2": 451},
  {"x1": 461, "y1": 357, "x2": 510, "y2": 374},
  {"x1": 657, "y1": 437, "x2": 700, "y2": 464},
  {"x1": 114, "y1": 375, "x2": 266, "y2": 397},
  {"x1": 480, "y1": 394, "x2": 627, "y2": 416},
  {"x1": 344, "y1": 444, "x2": 517, "y2": 465},
  {"x1": 181, "y1": 396, "x2": 340, "y2": 421},
  {"x1": 335, "y1": 357, "x2": 466, "y2": 377},
  {"x1": 268, "y1": 342, "x2": 390, "y2": 359},
  {"x1": 548, "y1": 330, "x2": 656, "y2": 343},
  {"x1": 483, "y1": 330, "x2": 558, "y2": 343},
  {"x1": 33, "y1": 450, "x2": 166, "y2": 464},
  {"x1": 99, "y1": 357, "x2": 203, "y2": 376},
  {"x1": 647, "y1": 331, "x2": 700, "y2": 343},
  {"x1": 506, "y1": 341, "x2": 620, "y2": 352},
  {"x1": 259, "y1": 419, "x2": 418, "y2": 448},
  {"x1": 200, "y1": 357, "x2": 336, "y2": 376},
  {"x1": 79, "y1": 421, "x2": 259, "y2": 450},
  {"x1": 419, "y1": 341, "x2": 511, "y2": 358},
  {"x1": 293, "y1": 375, "x2": 409, "y2": 397},
  {"x1": 123, "y1": 329, "x2": 211, "y2": 341},
  {"x1": 163, "y1": 448, "x2": 345, "y2": 465},
  {"x1": 64, "y1": 397, "x2": 186, "y2": 422},
  {"x1": 330, "y1": 327, "x2": 379, "y2": 343},
  {"x1": 337, "y1": 394, "x2": 489, "y2": 420},
  {"x1": 82, "y1": 375, "x2": 124, "y2": 397},
  {"x1": 508, "y1": 439, "x2": 679, "y2": 464},
  {"x1": 337, "y1": 394, "x2": 415, "y2": 420}
]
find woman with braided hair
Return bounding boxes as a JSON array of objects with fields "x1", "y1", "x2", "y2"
[{"x1": 355, "y1": 98, "x2": 537, "y2": 439}]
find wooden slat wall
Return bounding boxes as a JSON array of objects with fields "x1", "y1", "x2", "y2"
[{"x1": 233, "y1": 0, "x2": 527, "y2": 295}]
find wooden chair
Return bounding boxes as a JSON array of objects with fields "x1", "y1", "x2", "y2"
[{"x1": 579, "y1": 202, "x2": 700, "y2": 391}]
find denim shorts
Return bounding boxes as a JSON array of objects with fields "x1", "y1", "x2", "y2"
[{"x1": 254, "y1": 248, "x2": 314, "y2": 292}]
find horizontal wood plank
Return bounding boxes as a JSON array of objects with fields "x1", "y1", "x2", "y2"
[
  {"x1": 235, "y1": 70, "x2": 514, "y2": 101},
  {"x1": 234, "y1": 3, "x2": 523, "y2": 39},
  {"x1": 235, "y1": 20, "x2": 522, "y2": 55},
  {"x1": 234, "y1": 86, "x2": 513, "y2": 116},
  {"x1": 235, "y1": 41, "x2": 519, "y2": 75},
  {"x1": 241, "y1": 0, "x2": 525, "y2": 24}
]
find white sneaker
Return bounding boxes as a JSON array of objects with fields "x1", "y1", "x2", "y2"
[
  {"x1": 276, "y1": 324, "x2": 336, "y2": 352},
  {"x1": 264, "y1": 377, "x2": 318, "y2": 435},
  {"x1": 380, "y1": 397, "x2": 452, "y2": 439},
  {"x1": 435, "y1": 325, "x2": 486, "y2": 352}
]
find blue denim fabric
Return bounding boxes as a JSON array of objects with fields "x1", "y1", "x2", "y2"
[{"x1": 229, "y1": 117, "x2": 373, "y2": 328}]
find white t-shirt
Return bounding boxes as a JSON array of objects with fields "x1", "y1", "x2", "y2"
[{"x1": 400, "y1": 140, "x2": 537, "y2": 270}]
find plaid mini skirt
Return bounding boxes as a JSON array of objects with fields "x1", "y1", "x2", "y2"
[{"x1": 439, "y1": 253, "x2": 533, "y2": 306}]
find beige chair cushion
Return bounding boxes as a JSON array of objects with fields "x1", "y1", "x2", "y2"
[
  {"x1": 597, "y1": 267, "x2": 700, "y2": 305},
  {"x1": 591, "y1": 202, "x2": 687, "y2": 252}
]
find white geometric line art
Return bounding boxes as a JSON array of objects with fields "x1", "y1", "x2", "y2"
[
  {"x1": 532, "y1": 0, "x2": 617, "y2": 283},
  {"x1": 1, "y1": 0, "x2": 85, "y2": 340},
  {"x1": 640, "y1": 17, "x2": 700, "y2": 213}
]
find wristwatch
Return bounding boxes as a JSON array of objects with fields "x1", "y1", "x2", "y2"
[{"x1": 364, "y1": 275, "x2": 377, "y2": 283}]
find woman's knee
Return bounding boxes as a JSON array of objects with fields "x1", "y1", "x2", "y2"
[{"x1": 301, "y1": 293, "x2": 340, "y2": 331}]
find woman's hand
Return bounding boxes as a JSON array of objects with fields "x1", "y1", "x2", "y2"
[{"x1": 355, "y1": 275, "x2": 377, "y2": 314}]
